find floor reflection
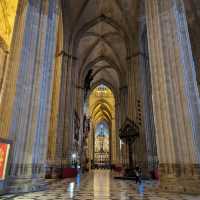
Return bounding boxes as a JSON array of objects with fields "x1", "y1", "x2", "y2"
[
  {"x1": 137, "y1": 182, "x2": 145, "y2": 197},
  {"x1": 1, "y1": 170, "x2": 200, "y2": 200},
  {"x1": 76, "y1": 173, "x2": 81, "y2": 188},
  {"x1": 66, "y1": 182, "x2": 75, "y2": 198},
  {"x1": 93, "y1": 170, "x2": 110, "y2": 199}
]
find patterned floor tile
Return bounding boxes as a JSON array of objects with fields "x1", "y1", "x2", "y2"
[{"x1": 0, "y1": 170, "x2": 200, "y2": 200}]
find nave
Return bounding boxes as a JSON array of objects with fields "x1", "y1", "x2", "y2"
[
  {"x1": 1, "y1": 170, "x2": 200, "y2": 200},
  {"x1": 1, "y1": 0, "x2": 200, "y2": 197}
]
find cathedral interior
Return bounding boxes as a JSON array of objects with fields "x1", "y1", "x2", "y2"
[{"x1": 0, "y1": 0, "x2": 200, "y2": 199}]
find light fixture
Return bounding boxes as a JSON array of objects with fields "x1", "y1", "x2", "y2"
[{"x1": 72, "y1": 153, "x2": 76, "y2": 159}]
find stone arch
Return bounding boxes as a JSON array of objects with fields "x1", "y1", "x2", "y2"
[
  {"x1": 79, "y1": 55, "x2": 124, "y2": 87},
  {"x1": 90, "y1": 79, "x2": 119, "y2": 102}
]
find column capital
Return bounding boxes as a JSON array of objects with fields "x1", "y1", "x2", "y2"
[{"x1": 56, "y1": 50, "x2": 78, "y2": 61}]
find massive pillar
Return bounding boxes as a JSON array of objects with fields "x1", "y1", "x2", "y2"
[
  {"x1": 132, "y1": 55, "x2": 149, "y2": 173},
  {"x1": 111, "y1": 114, "x2": 117, "y2": 164},
  {"x1": 119, "y1": 86, "x2": 128, "y2": 126},
  {"x1": 119, "y1": 79, "x2": 131, "y2": 167},
  {"x1": 0, "y1": 39, "x2": 9, "y2": 97},
  {"x1": 145, "y1": 0, "x2": 200, "y2": 191},
  {"x1": 126, "y1": 47, "x2": 152, "y2": 173},
  {"x1": 47, "y1": 11, "x2": 63, "y2": 174},
  {"x1": 127, "y1": 60, "x2": 136, "y2": 121},
  {"x1": 56, "y1": 53, "x2": 70, "y2": 167},
  {"x1": 0, "y1": 0, "x2": 60, "y2": 191},
  {"x1": 137, "y1": 18, "x2": 158, "y2": 173},
  {"x1": 56, "y1": 52, "x2": 76, "y2": 167},
  {"x1": 0, "y1": 0, "x2": 28, "y2": 139},
  {"x1": 115, "y1": 100, "x2": 121, "y2": 164}
]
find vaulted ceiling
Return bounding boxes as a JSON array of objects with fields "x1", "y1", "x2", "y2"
[{"x1": 62, "y1": 0, "x2": 141, "y2": 92}]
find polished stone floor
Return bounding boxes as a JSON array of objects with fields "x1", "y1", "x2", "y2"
[{"x1": 1, "y1": 170, "x2": 200, "y2": 200}]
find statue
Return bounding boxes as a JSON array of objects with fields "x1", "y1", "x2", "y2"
[{"x1": 84, "y1": 69, "x2": 93, "y2": 101}]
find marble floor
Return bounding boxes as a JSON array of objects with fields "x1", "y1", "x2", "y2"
[{"x1": 1, "y1": 170, "x2": 200, "y2": 200}]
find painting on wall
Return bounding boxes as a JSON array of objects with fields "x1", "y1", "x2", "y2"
[{"x1": 0, "y1": 142, "x2": 10, "y2": 180}]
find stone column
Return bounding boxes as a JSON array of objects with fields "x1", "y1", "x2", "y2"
[
  {"x1": 119, "y1": 87, "x2": 129, "y2": 166},
  {"x1": 0, "y1": 39, "x2": 9, "y2": 97},
  {"x1": 132, "y1": 56, "x2": 148, "y2": 172},
  {"x1": 56, "y1": 52, "x2": 75, "y2": 167},
  {"x1": 7, "y1": 0, "x2": 60, "y2": 183},
  {"x1": 138, "y1": 20, "x2": 158, "y2": 172},
  {"x1": 0, "y1": 0, "x2": 28, "y2": 139},
  {"x1": 115, "y1": 100, "x2": 121, "y2": 164},
  {"x1": 56, "y1": 54, "x2": 69, "y2": 167},
  {"x1": 68, "y1": 57, "x2": 78, "y2": 157},
  {"x1": 127, "y1": 60, "x2": 136, "y2": 121},
  {"x1": 127, "y1": 53, "x2": 150, "y2": 173},
  {"x1": 119, "y1": 86, "x2": 128, "y2": 125},
  {"x1": 88, "y1": 124, "x2": 94, "y2": 170},
  {"x1": 111, "y1": 117, "x2": 117, "y2": 164},
  {"x1": 47, "y1": 11, "x2": 63, "y2": 177},
  {"x1": 145, "y1": 0, "x2": 200, "y2": 191}
]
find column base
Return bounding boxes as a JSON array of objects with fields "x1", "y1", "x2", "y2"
[
  {"x1": 45, "y1": 165, "x2": 61, "y2": 179},
  {"x1": 158, "y1": 177, "x2": 200, "y2": 194},
  {"x1": 158, "y1": 163, "x2": 200, "y2": 194},
  {"x1": 6, "y1": 178, "x2": 48, "y2": 194},
  {"x1": 45, "y1": 160, "x2": 72, "y2": 179},
  {"x1": 0, "y1": 180, "x2": 9, "y2": 195}
]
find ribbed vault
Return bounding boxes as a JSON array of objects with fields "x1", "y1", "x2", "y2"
[{"x1": 62, "y1": 0, "x2": 140, "y2": 92}]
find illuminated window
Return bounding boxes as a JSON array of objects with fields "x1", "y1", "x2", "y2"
[{"x1": 95, "y1": 84, "x2": 110, "y2": 97}]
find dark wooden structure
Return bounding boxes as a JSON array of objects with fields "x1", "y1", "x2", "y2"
[{"x1": 119, "y1": 118, "x2": 139, "y2": 170}]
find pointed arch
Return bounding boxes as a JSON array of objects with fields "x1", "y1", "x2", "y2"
[{"x1": 79, "y1": 55, "x2": 124, "y2": 87}]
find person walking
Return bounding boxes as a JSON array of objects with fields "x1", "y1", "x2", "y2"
[{"x1": 135, "y1": 166, "x2": 142, "y2": 184}]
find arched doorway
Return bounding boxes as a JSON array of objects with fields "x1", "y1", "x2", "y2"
[{"x1": 82, "y1": 84, "x2": 118, "y2": 170}]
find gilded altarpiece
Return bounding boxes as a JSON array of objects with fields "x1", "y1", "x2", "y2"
[{"x1": 0, "y1": 0, "x2": 18, "y2": 47}]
